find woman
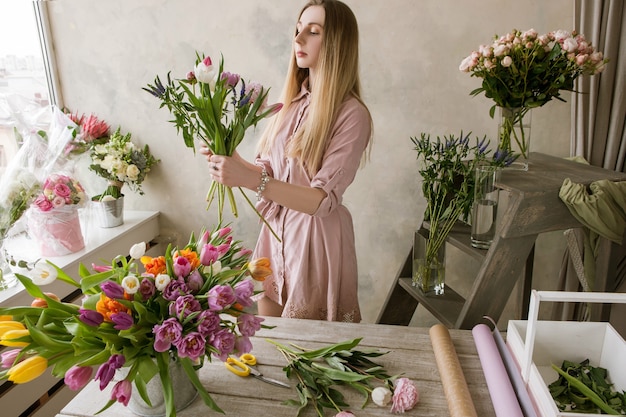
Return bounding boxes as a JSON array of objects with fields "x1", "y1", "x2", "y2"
[{"x1": 202, "y1": 0, "x2": 372, "y2": 322}]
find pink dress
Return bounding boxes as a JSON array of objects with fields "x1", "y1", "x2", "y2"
[{"x1": 253, "y1": 83, "x2": 371, "y2": 322}]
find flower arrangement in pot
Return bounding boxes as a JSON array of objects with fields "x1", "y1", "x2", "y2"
[
  {"x1": 27, "y1": 173, "x2": 88, "y2": 257},
  {"x1": 460, "y1": 28, "x2": 608, "y2": 170},
  {"x1": 0, "y1": 224, "x2": 271, "y2": 417},
  {"x1": 89, "y1": 128, "x2": 159, "y2": 227},
  {"x1": 89, "y1": 127, "x2": 159, "y2": 200},
  {"x1": 410, "y1": 132, "x2": 502, "y2": 295}
]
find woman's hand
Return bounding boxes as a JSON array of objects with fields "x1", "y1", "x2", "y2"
[{"x1": 200, "y1": 146, "x2": 259, "y2": 190}]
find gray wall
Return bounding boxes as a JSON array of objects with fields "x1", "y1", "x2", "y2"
[{"x1": 46, "y1": 0, "x2": 574, "y2": 323}]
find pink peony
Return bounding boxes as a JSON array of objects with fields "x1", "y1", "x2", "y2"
[
  {"x1": 335, "y1": 412, "x2": 356, "y2": 417},
  {"x1": 391, "y1": 378, "x2": 419, "y2": 413}
]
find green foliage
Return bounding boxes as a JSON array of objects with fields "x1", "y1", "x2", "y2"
[
  {"x1": 549, "y1": 359, "x2": 626, "y2": 414},
  {"x1": 267, "y1": 338, "x2": 397, "y2": 416}
]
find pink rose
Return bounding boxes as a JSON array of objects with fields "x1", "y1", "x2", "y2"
[
  {"x1": 501, "y1": 56, "x2": 513, "y2": 68},
  {"x1": 33, "y1": 195, "x2": 53, "y2": 212},
  {"x1": 391, "y1": 378, "x2": 419, "y2": 413}
]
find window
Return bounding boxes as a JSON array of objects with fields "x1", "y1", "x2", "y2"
[{"x1": 0, "y1": 1, "x2": 56, "y2": 176}]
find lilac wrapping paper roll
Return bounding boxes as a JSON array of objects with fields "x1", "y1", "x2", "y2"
[{"x1": 472, "y1": 324, "x2": 524, "y2": 417}]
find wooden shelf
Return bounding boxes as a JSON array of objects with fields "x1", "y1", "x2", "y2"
[{"x1": 377, "y1": 153, "x2": 626, "y2": 329}]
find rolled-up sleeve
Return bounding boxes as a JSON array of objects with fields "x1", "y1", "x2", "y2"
[{"x1": 311, "y1": 99, "x2": 371, "y2": 218}]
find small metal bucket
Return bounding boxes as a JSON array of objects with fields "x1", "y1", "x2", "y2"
[{"x1": 93, "y1": 197, "x2": 124, "y2": 228}]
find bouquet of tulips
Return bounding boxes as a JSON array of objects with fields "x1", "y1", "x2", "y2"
[
  {"x1": 144, "y1": 53, "x2": 282, "y2": 231},
  {"x1": 0, "y1": 224, "x2": 272, "y2": 417}
]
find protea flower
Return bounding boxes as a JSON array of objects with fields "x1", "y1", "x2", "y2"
[{"x1": 81, "y1": 114, "x2": 109, "y2": 141}]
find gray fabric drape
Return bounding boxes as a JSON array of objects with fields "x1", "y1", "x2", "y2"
[{"x1": 555, "y1": 0, "x2": 626, "y2": 337}]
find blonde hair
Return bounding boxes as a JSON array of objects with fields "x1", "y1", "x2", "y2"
[{"x1": 257, "y1": 0, "x2": 372, "y2": 177}]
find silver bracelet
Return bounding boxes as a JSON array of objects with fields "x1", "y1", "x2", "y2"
[{"x1": 256, "y1": 167, "x2": 270, "y2": 201}]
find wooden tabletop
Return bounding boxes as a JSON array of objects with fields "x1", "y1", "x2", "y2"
[{"x1": 57, "y1": 317, "x2": 495, "y2": 417}]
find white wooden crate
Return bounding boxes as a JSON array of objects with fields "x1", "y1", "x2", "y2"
[{"x1": 507, "y1": 290, "x2": 626, "y2": 417}]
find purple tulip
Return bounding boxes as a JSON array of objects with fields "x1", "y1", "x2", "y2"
[
  {"x1": 111, "y1": 380, "x2": 132, "y2": 406},
  {"x1": 207, "y1": 285, "x2": 236, "y2": 311},
  {"x1": 95, "y1": 354, "x2": 125, "y2": 390},
  {"x1": 169, "y1": 294, "x2": 201, "y2": 318},
  {"x1": 79, "y1": 308, "x2": 104, "y2": 327},
  {"x1": 235, "y1": 336, "x2": 252, "y2": 354},
  {"x1": 139, "y1": 277, "x2": 156, "y2": 300},
  {"x1": 173, "y1": 256, "x2": 192, "y2": 278},
  {"x1": 162, "y1": 279, "x2": 189, "y2": 301},
  {"x1": 174, "y1": 332, "x2": 206, "y2": 361},
  {"x1": 100, "y1": 281, "x2": 124, "y2": 299},
  {"x1": 1, "y1": 349, "x2": 22, "y2": 368},
  {"x1": 199, "y1": 244, "x2": 219, "y2": 266},
  {"x1": 234, "y1": 279, "x2": 254, "y2": 307},
  {"x1": 198, "y1": 230, "x2": 210, "y2": 248},
  {"x1": 216, "y1": 243, "x2": 231, "y2": 256},
  {"x1": 196, "y1": 310, "x2": 220, "y2": 336},
  {"x1": 186, "y1": 270, "x2": 204, "y2": 293},
  {"x1": 237, "y1": 314, "x2": 264, "y2": 337},
  {"x1": 209, "y1": 329, "x2": 236, "y2": 361},
  {"x1": 215, "y1": 226, "x2": 232, "y2": 239},
  {"x1": 91, "y1": 263, "x2": 112, "y2": 273},
  {"x1": 64, "y1": 365, "x2": 93, "y2": 390},
  {"x1": 111, "y1": 311, "x2": 134, "y2": 330},
  {"x1": 152, "y1": 318, "x2": 183, "y2": 352},
  {"x1": 220, "y1": 71, "x2": 240, "y2": 87}
]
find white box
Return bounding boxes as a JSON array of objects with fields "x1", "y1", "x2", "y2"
[{"x1": 506, "y1": 290, "x2": 626, "y2": 417}]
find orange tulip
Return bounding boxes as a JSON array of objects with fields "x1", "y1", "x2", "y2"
[
  {"x1": 141, "y1": 255, "x2": 167, "y2": 276},
  {"x1": 31, "y1": 292, "x2": 61, "y2": 308},
  {"x1": 7, "y1": 355, "x2": 48, "y2": 383},
  {"x1": 248, "y1": 257, "x2": 272, "y2": 281}
]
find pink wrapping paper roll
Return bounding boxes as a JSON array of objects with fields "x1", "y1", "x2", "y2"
[
  {"x1": 472, "y1": 323, "x2": 524, "y2": 417},
  {"x1": 429, "y1": 324, "x2": 478, "y2": 417}
]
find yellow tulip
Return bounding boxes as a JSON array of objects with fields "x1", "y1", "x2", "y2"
[
  {"x1": 248, "y1": 257, "x2": 272, "y2": 281},
  {"x1": 7, "y1": 355, "x2": 48, "y2": 384},
  {"x1": 0, "y1": 321, "x2": 26, "y2": 338},
  {"x1": 0, "y1": 329, "x2": 31, "y2": 347},
  {"x1": 0, "y1": 315, "x2": 14, "y2": 321}
]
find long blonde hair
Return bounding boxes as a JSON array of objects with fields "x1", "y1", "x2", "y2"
[{"x1": 257, "y1": 0, "x2": 372, "y2": 177}]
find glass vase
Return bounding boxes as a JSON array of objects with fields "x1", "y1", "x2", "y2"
[
  {"x1": 412, "y1": 232, "x2": 445, "y2": 296},
  {"x1": 0, "y1": 239, "x2": 17, "y2": 291},
  {"x1": 498, "y1": 107, "x2": 532, "y2": 171}
]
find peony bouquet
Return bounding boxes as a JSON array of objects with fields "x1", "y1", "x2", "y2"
[
  {"x1": 89, "y1": 127, "x2": 159, "y2": 200},
  {"x1": 460, "y1": 29, "x2": 608, "y2": 162},
  {"x1": 144, "y1": 53, "x2": 282, "y2": 229},
  {"x1": 0, "y1": 224, "x2": 271, "y2": 417},
  {"x1": 31, "y1": 173, "x2": 87, "y2": 212}
]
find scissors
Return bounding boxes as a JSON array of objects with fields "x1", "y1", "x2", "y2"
[{"x1": 225, "y1": 353, "x2": 290, "y2": 389}]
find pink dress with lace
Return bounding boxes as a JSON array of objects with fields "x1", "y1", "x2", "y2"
[{"x1": 253, "y1": 83, "x2": 371, "y2": 322}]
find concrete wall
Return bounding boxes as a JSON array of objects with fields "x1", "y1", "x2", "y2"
[{"x1": 45, "y1": 0, "x2": 574, "y2": 323}]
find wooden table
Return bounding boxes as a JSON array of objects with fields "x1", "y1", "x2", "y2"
[{"x1": 57, "y1": 317, "x2": 495, "y2": 417}]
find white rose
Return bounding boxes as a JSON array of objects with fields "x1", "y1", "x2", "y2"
[
  {"x1": 371, "y1": 387, "x2": 392, "y2": 406},
  {"x1": 493, "y1": 44, "x2": 508, "y2": 57},
  {"x1": 126, "y1": 164, "x2": 140, "y2": 181},
  {"x1": 501, "y1": 56, "x2": 513, "y2": 68},
  {"x1": 563, "y1": 37, "x2": 578, "y2": 53}
]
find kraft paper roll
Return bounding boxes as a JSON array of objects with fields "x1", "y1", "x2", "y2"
[
  {"x1": 429, "y1": 324, "x2": 478, "y2": 417},
  {"x1": 472, "y1": 324, "x2": 524, "y2": 417}
]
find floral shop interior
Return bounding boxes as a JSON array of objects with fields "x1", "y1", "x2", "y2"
[{"x1": 1, "y1": 1, "x2": 626, "y2": 417}]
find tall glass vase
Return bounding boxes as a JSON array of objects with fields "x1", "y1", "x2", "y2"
[
  {"x1": 412, "y1": 228, "x2": 446, "y2": 296},
  {"x1": 498, "y1": 107, "x2": 532, "y2": 171}
]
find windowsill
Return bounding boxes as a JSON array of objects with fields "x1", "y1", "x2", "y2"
[{"x1": 0, "y1": 210, "x2": 160, "y2": 307}]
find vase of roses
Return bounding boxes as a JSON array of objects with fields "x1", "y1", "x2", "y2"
[
  {"x1": 0, "y1": 224, "x2": 272, "y2": 417},
  {"x1": 27, "y1": 173, "x2": 87, "y2": 257},
  {"x1": 144, "y1": 53, "x2": 282, "y2": 240},
  {"x1": 460, "y1": 28, "x2": 608, "y2": 170},
  {"x1": 89, "y1": 127, "x2": 159, "y2": 227}
]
